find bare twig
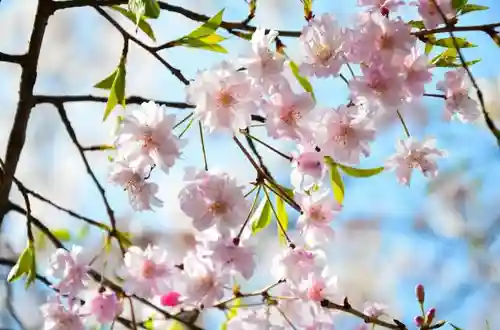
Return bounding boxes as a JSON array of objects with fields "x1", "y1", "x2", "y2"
[
  {"x1": 0, "y1": 51, "x2": 25, "y2": 65},
  {"x1": 412, "y1": 22, "x2": 500, "y2": 38}
]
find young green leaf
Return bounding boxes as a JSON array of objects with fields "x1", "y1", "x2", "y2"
[
  {"x1": 452, "y1": 0, "x2": 468, "y2": 11},
  {"x1": 251, "y1": 197, "x2": 272, "y2": 234},
  {"x1": 408, "y1": 20, "x2": 425, "y2": 29},
  {"x1": 338, "y1": 164, "x2": 385, "y2": 178},
  {"x1": 425, "y1": 42, "x2": 434, "y2": 55},
  {"x1": 144, "y1": 0, "x2": 160, "y2": 18},
  {"x1": 115, "y1": 230, "x2": 133, "y2": 249},
  {"x1": 25, "y1": 248, "x2": 37, "y2": 289},
  {"x1": 430, "y1": 37, "x2": 477, "y2": 48},
  {"x1": 52, "y1": 229, "x2": 72, "y2": 241},
  {"x1": 221, "y1": 297, "x2": 241, "y2": 330},
  {"x1": 324, "y1": 157, "x2": 344, "y2": 204},
  {"x1": 302, "y1": 0, "x2": 313, "y2": 20},
  {"x1": 111, "y1": 6, "x2": 157, "y2": 41},
  {"x1": 275, "y1": 194, "x2": 288, "y2": 246},
  {"x1": 94, "y1": 69, "x2": 118, "y2": 90},
  {"x1": 187, "y1": 9, "x2": 225, "y2": 39},
  {"x1": 128, "y1": 0, "x2": 146, "y2": 26},
  {"x1": 459, "y1": 3, "x2": 487, "y2": 14},
  {"x1": 180, "y1": 38, "x2": 228, "y2": 53},
  {"x1": 289, "y1": 60, "x2": 316, "y2": 102},
  {"x1": 7, "y1": 245, "x2": 33, "y2": 283},
  {"x1": 103, "y1": 61, "x2": 126, "y2": 121},
  {"x1": 144, "y1": 316, "x2": 154, "y2": 330},
  {"x1": 77, "y1": 224, "x2": 90, "y2": 240}
]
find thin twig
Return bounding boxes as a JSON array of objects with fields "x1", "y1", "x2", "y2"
[
  {"x1": 412, "y1": 22, "x2": 500, "y2": 37},
  {"x1": 198, "y1": 122, "x2": 208, "y2": 171},
  {"x1": 396, "y1": 110, "x2": 411, "y2": 138},
  {"x1": 241, "y1": 131, "x2": 292, "y2": 161},
  {"x1": 423, "y1": 93, "x2": 446, "y2": 99}
]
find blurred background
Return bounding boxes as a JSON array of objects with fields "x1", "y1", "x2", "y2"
[{"x1": 1, "y1": 0, "x2": 500, "y2": 329}]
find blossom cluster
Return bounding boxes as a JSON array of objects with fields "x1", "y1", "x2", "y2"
[{"x1": 36, "y1": 0, "x2": 483, "y2": 329}]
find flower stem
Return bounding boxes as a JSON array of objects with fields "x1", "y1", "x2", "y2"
[
  {"x1": 198, "y1": 121, "x2": 208, "y2": 171},
  {"x1": 396, "y1": 110, "x2": 411, "y2": 138}
]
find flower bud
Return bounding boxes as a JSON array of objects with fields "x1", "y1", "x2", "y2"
[
  {"x1": 160, "y1": 291, "x2": 181, "y2": 307},
  {"x1": 414, "y1": 316, "x2": 425, "y2": 327},
  {"x1": 426, "y1": 307, "x2": 436, "y2": 324},
  {"x1": 415, "y1": 284, "x2": 425, "y2": 303}
]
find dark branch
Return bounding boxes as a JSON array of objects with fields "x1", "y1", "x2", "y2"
[
  {"x1": 412, "y1": 22, "x2": 500, "y2": 37},
  {"x1": 0, "y1": 52, "x2": 25, "y2": 65}
]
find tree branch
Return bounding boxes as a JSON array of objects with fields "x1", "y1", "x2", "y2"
[
  {"x1": 0, "y1": 51, "x2": 25, "y2": 65},
  {"x1": 0, "y1": 0, "x2": 54, "y2": 226},
  {"x1": 412, "y1": 22, "x2": 500, "y2": 37}
]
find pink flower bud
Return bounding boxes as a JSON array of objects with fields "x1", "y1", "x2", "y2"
[
  {"x1": 426, "y1": 308, "x2": 436, "y2": 324},
  {"x1": 414, "y1": 316, "x2": 425, "y2": 327},
  {"x1": 161, "y1": 291, "x2": 181, "y2": 307},
  {"x1": 415, "y1": 284, "x2": 425, "y2": 303}
]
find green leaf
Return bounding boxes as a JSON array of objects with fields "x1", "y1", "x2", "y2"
[
  {"x1": 111, "y1": 6, "x2": 156, "y2": 41},
  {"x1": 460, "y1": 3, "x2": 489, "y2": 14},
  {"x1": 449, "y1": 323, "x2": 464, "y2": 330},
  {"x1": 221, "y1": 297, "x2": 241, "y2": 330},
  {"x1": 302, "y1": 0, "x2": 313, "y2": 19},
  {"x1": 116, "y1": 230, "x2": 133, "y2": 249},
  {"x1": 275, "y1": 194, "x2": 288, "y2": 246},
  {"x1": 94, "y1": 69, "x2": 118, "y2": 90},
  {"x1": 35, "y1": 228, "x2": 47, "y2": 250},
  {"x1": 180, "y1": 38, "x2": 228, "y2": 53},
  {"x1": 144, "y1": 0, "x2": 160, "y2": 18},
  {"x1": 103, "y1": 61, "x2": 126, "y2": 121},
  {"x1": 324, "y1": 157, "x2": 344, "y2": 204},
  {"x1": 408, "y1": 20, "x2": 425, "y2": 29},
  {"x1": 452, "y1": 0, "x2": 468, "y2": 11},
  {"x1": 77, "y1": 224, "x2": 90, "y2": 240},
  {"x1": 7, "y1": 245, "x2": 33, "y2": 283},
  {"x1": 187, "y1": 9, "x2": 224, "y2": 39},
  {"x1": 144, "y1": 316, "x2": 154, "y2": 330},
  {"x1": 25, "y1": 248, "x2": 37, "y2": 289},
  {"x1": 251, "y1": 196, "x2": 272, "y2": 234},
  {"x1": 52, "y1": 229, "x2": 71, "y2": 241},
  {"x1": 128, "y1": 0, "x2": 146, "y2": 26},
  {"x1": 430, "y1": 37, "x2": 477, "y2": 48},
  {"x1": 289, "y1": 60, "x2": 316, "y2": 102},
  {"x1": 425, "y1": 42, "x2": 434, "y2": 55},
  {"x1": 338, "y1": 165, "x2": 385, "y2": 178}
]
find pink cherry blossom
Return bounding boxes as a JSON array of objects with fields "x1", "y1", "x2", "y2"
[
  {"x1": 119, "y1": 245, "x2": 174, "y2": 299},
  {"x1": 263, "y1": 83, "x2": 317, "y2": 142},
  {"x1": 298, "y1": 271, "x2": 338, "y2": 302},
  {"x1": 186, "y1": 61, "x2": 259, "y2": 134},
  {"x1": 109, "y1": 160, "x2": 163, "y2": 211},
  {"x1": 272, "y1": 246, "x2": 326, "y2": 285},
  {"x1": 363, "y1": 301, "x2": 388, "y2": 318},
  {"x1": 227, "y1": 308, "x2": 285, "y2": 330},
  {"x1": 386, "y1": 137, "x2": 446, "y2": 186},
  {"x1": 274, "y1": 283, "x2": 315, "y2": 328},
  {"x1": 316, "y1": 105, "x2": 376, "y2": 165},
  {"x1": 239, "y1": 28, "x2": 287, "y2": 94},
  {"x1": 296, "y1": 189, "x2": 342, "y2": 246},
  {"x1": 299, "y1": 13, "x2": 345, "y2": 78},
  {"x1": 114, "y1": 101, "x2": 186, "y2": 173},
  {"x1": 414, "y1": 0, "x2": 456, "y2": 30},
  {"x1": 200, "y1": 234, "x2": 256, "y2": 280},
  {"x1": 47, "y1": 245, "x2": 90, "y2": 298},
  {"x1": 358, "y1": 0, "x2": 405, "y2": 13},
  {"x1": 181, "y1": 253, "x2": 229, "y2": 307},
  {"x1": 160, "y1": 291, "x2": 182, "y2": 307},
  {"x1": 436, "y1": 69, "x2": 480, "y2": 122},
  {"x1": 87, "y1": 289, "x2": 123, "y2": 324},
  {"x1": 349, "y1": 60, "x2": 406, "y2": 109},
  {"x1": 401, "y1": 48, "x2": 433, "y2": 99},
  {"x1": 291, "y1": 143, "x2": 326, "y2": 191},
  {"x1": 178, "y1": 169, "x2": 250, "y2": 234},
  {"x1": 40, "y1": 296, "x2": 85, "y2": 330}
]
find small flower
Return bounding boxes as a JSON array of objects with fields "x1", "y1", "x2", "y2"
[
  {"x1": 40, "y1": 296, "x2": 84, "y2": 330},
  {"x1": 363, "y1": 301, "x2": 388, "y2": 318},
  {"x1": 119, "y1": 245, "x2": 175, "y2": 299},
  {"x1": 358, "y1": 0, "x2": 405, "y2": 13},
  {"x1": 47, "y1": 245, "x2": 90, "y2": 298},
  {"x1": 290, "y1": 143, "x2": 326, "y2": 192},
  {"x1": 386, "y1": 137, "x2": 446, "y2": 186},
  {"x1": 272, "y1": 247, "x2": 325, "y2": 285},
  {"x1": 402, "y1": 48, "x2": 433, "y2": 99},
  {"x1": 87, "y1": 289, "x2": 123, "y2": 324},
  {"x1": 414, "y1": 0, "x2": 455, "y2": 30}
]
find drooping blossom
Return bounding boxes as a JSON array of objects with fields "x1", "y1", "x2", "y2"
[
  {"x1": 436, "y1": 68, "x2": 480, "y2": 122},
  {"x1": 86, "y1": 289, "x2": 123, "y2": 324},
  {"x1": 109, "y1": 160, "x2": 163, "y2": 211},
  {"x1": 414, "y1": 0, "x2": 456, "y2": 30},
  {"x1": 239, "y1": 28, "x2": 287, "y2": 93},
  {"x1": 385, "y1": 137, "x2": 446, "y2": 186},
  {"x1": 178, "y1": 169, "x2": 250, "y2": 234},
  {"x1": 316, "y1": 105, "x2": 376, "y2": 165},
  {"x1": 290, "y1": 143, "x2": 326, "y2": 192},
  {"x1": 40, "y1": 296, "x2": 85, "y2": 330},
  {"x1": 295, "y1": 189, "x2": 342, "y2": 246},
  {"x1": 181, "y1": 253, "x2": 228, "y2": 306},
  {"x1": 114, "y1": 101, "x2": 186, "y2": 173},
  {"x1": 299, "y1": 13, "x2": 345, "y2": 78},
  {"x1": 47, "y1": 245, "x2": 90, "y2": 297},
  {"x1": 400, "y1": 48, "x2": 433, "y2": 99},
  {"x1": 186, "y1": 61, "x2": 259, "y2": 134},
  {"x1": 227, "y1": 308, "x2": 285, "y2": 330},
  {"x1": 358, "y1": 0, "x2": 405, "y2": 14},
  {"x1": 272, "y1": 246, "x2": 326, "y2": 285},
  {"x1": 262, "y1": 82, "x2": 317, "y2": 142},
  {"x1": 119, "y1": 245, "x2": 175, "y2": 299},
  {"x1": 200, "y1": 234, "x2": 256, "y2": 280}
]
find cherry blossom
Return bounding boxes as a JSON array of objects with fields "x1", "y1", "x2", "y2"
[
  {"x1": 119, "y1": 245, "x2": 175, "y2": 299},
  {"x1": 181, "y1": 253, "x2": 228, "y2": 306},
  {"x1": 363, "y1": 301, "x2": 388, "y2": 318},
  {"x1": 413, "y1": 0, "x2": 456, "y2": 30},
  {"x1": 262, "y1": 82, "x2": 317, "y2": 142},
  {"x1": 272, "y1": 246, "x2": 326, "y2": 285},
  {"x1": 86, "y1": 289, "x2": 123, "y2": 324},
  {"x1": 291, "y1": 143, "x2": 327, "y2": 192},
  {"x1": 296, "y1": 189, "x2": 342, "y2": 246},
  {"x1": 178, "y1": 169, "x2": 250, "y2": 234},
  {"x1": 316, "y1": 105, "x2": 376, "y2": 165},
  {"x1": 386, "y1": 137, "x2": 446, "y2": 186},
  {"x1": 227, "y1": 308, "x2": 285, "y2": 330},
  {"x1": 40, "y1": 296, "x2": 85, "y2": 330},
  {"x1": 47, "y1": 245, "x2": 90, "y2": 298},
  {"x1": 160, "y1": 291, "x2": 182, "y2": 307},
  {"x1": 358, "y1": 0, "x2": 405, "y2": 14},
  {"x1": 299, "y1": 13, "x2": 346, "y2": 78},
  {"x1": 109, "y1": 160, "x2": 163, "y2": 211},
  {"x1": 401, "y1": 48, "x2": 433, "y2": 99},
  {"x1": 114, "y1": 101, "x2": 186, "y2": 173},
  {"x1": 239, "y1": 28, "x2": 287, "y2": 93},
  {"x1": 436, "y1": 69, "x2": 481, "y2": 122},
  {"x1": 186, "y1": 61, "x2": 259, "y2": 134}
]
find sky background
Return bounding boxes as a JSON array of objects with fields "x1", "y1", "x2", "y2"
[{"x1": 1, "y1": 0, "x2": 500, "y2": 329}]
